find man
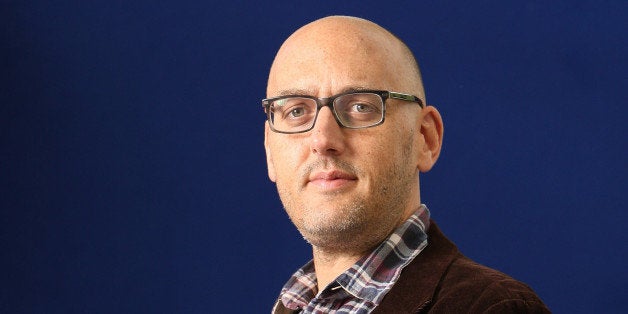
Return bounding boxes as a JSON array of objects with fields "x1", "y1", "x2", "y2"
[{"x1": 263, "y1": 16, "x2": 549, "y2": 313}]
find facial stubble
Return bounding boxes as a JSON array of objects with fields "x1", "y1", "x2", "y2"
[{"x1": 277, "y1": 132, "x2": 417, "y2": 253}]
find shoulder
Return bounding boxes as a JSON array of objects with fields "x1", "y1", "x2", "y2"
[
  {"x1": 374, "y1": 221, "x2": 550, "y2": 313},
  {"x1": 431, "y1": 255, "x2": 550, "y2": 313}
]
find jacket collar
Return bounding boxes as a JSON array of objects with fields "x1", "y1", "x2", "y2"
[
  {"x1": 272, "y1": 221, "x2": 460, "y2": 314},
  {"x1": 372, "y1": 221, "x2": 461, "y2": 313}
]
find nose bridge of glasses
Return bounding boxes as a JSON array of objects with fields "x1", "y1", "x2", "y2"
[
  {"x1": 313, "y1": 96, "x2": 340, "y2": 126},
  {"x1": 315, "y1": 96, "x2": 335, "y2": 110}
]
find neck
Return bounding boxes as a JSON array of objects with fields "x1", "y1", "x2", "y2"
[
  {"x1": 311, "y1": 247, "x2": 367, "y2": 292},
  {"x1": 309, "y1": 197, "x2": 423, "y2": 292}
]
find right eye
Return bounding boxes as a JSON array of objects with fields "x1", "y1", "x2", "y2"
[
  {"x1": 273, "y1": 98, "x2": 314, "y2": 121},
  {"x1": 286, "y1": 105, "x2": 306, "y2": 119}
]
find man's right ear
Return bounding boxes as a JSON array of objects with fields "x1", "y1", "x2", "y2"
[
  {"x1": 416, "y1": 105, "x2": 444, "y2": 173},
  {"x1": 264, "y1": 122, "x2": 277, "y2": 182}
]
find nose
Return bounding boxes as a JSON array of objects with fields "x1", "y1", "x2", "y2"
[{"x1": 309, "y1": 106, "x2": 345, "y2": 156}]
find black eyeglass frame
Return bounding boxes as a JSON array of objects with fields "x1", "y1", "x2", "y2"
[{"x1": 262, "y1": 90, "x2": 424, "y2": 134}]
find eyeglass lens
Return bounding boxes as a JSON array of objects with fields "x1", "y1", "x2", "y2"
[{"x1": 269, "y1": 93, "x2": 384, "y2": 133}]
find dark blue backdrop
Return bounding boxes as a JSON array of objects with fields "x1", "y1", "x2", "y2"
[{"x1": 3, "y1": 1, "x2": 626, "y2": 313}]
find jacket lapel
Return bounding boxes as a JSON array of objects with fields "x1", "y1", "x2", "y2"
[{"x1": 373, "y1": 222, "x2": 460, "y2": 313}]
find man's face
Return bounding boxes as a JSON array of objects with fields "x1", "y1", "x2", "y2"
[{"x1": 264, "y1": 21, "x2": 427, "y2": 252}]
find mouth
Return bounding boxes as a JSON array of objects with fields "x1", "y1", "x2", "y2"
[{"x1": 307, "y1": 170, "x2": 358, "y2": 191}]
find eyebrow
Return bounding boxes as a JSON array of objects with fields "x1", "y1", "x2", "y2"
[
  {"x1": 275, "y1": 86, "x2": 373, "y2": 97},
  {"x1": 277, "y1": 88, "x2": 314, "y2": 96}
]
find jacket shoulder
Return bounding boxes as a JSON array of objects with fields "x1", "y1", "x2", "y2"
[
  {"x1": 429, "y1": 256, "x2": 550, "y2": 313},
  {"x1": 374, "y1": 222, "x2": 550, "y2": 313}
]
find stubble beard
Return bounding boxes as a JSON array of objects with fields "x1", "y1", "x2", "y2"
[
  {"x1": 277, "y1": 141, "x2": 416, "y2": 253},
  {"x1": 293, "y1": 195, "x2": 372, "y2": 251}
]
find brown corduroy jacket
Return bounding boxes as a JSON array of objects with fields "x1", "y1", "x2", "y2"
[
  {"x1": 273, "y1": 221, "x2": 550, "y2": 313},
  {"x1": 371, "y1": 221, "x2": 550, "y2": 313}
]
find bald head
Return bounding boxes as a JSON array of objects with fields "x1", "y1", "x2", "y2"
[
  {"x1": 263, "y1": 16, "x2": 444, "y2": 260},
  {"x1": 267, "y1": 16, "x2": 424, "y2": 101}
]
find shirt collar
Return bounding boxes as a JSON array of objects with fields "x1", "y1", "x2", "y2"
[{"x1": 279, "y1": 205, "x2": 431, "y2": 309}]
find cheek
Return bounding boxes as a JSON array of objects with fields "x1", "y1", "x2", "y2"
[
  {"x1": 364, "y1": 127, "x2": 417, "y2": 170},
  {"x1": 269, "y1": 140, "x2": 306, "y2": 178}
]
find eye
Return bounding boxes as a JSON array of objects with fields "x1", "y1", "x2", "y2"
[
  {"x1": 350, "y1": 102, "x2": 377, "y2": 113},
  {"x1": 273, "y1": 98, "x2": 313, "y2": 120},
  {"x1": 285, "y1": 105, "x2": 307, "y2": 119}
]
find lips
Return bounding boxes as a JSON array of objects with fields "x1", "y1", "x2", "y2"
[{"x1": 307, "y1": 170, "x2": 357, "y2": 190}]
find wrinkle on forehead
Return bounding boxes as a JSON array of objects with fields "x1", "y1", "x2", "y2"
[
  {"x1": 267, "y1": 16, "x2": 424, "y2": 100},
  {"x1": 275, "y1": 86, "x2": 372, "y2": 98}
]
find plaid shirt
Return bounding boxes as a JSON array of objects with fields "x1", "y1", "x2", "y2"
[{"x1": 273, "y1": 205, "x2": 431, "y2": 314}]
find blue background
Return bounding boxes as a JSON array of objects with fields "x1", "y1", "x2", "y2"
[{"x1": 2, "y1": 1, "x2": 626, "y2": 313}]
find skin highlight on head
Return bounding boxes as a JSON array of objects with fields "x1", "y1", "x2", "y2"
[
  {"x1": 267, "y1": 16, "x2": 424, "y2": 100},
  {"x1": 264, "y1": 16, "x2": 443, "y2": 290}
]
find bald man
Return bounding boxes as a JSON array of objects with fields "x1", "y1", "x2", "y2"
[{"x1": 263, "y1": 16, "x2": 549, "y2": 313}]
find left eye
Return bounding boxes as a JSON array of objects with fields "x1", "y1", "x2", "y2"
[{"x1": 351, "y1": 103, "x2": 376, "y2": 113}]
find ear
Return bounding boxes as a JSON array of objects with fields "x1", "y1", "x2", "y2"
[
  {"x1": 416, "y1": 106, "x2": 444, "y2": 172},
  {"x1": 264, "y1": 122, "x2": 277, "y2": 182}
]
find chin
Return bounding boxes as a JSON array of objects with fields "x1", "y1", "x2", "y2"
[{"x1": 297, "y1": 212, "x2": 368, "y2": 242}]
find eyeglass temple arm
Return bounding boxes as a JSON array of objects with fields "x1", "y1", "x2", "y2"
[{"x1": 388, "y1": 92, "x2": 424, "y2": 108}]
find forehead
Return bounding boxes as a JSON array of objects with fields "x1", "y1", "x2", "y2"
[{"x1": 267, "y1": 23, "x2": 404, "y2": 97}]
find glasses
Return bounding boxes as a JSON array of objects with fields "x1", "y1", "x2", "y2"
[{"x1": 262, "y1": 90, "x2": 424, "y2": 134}]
